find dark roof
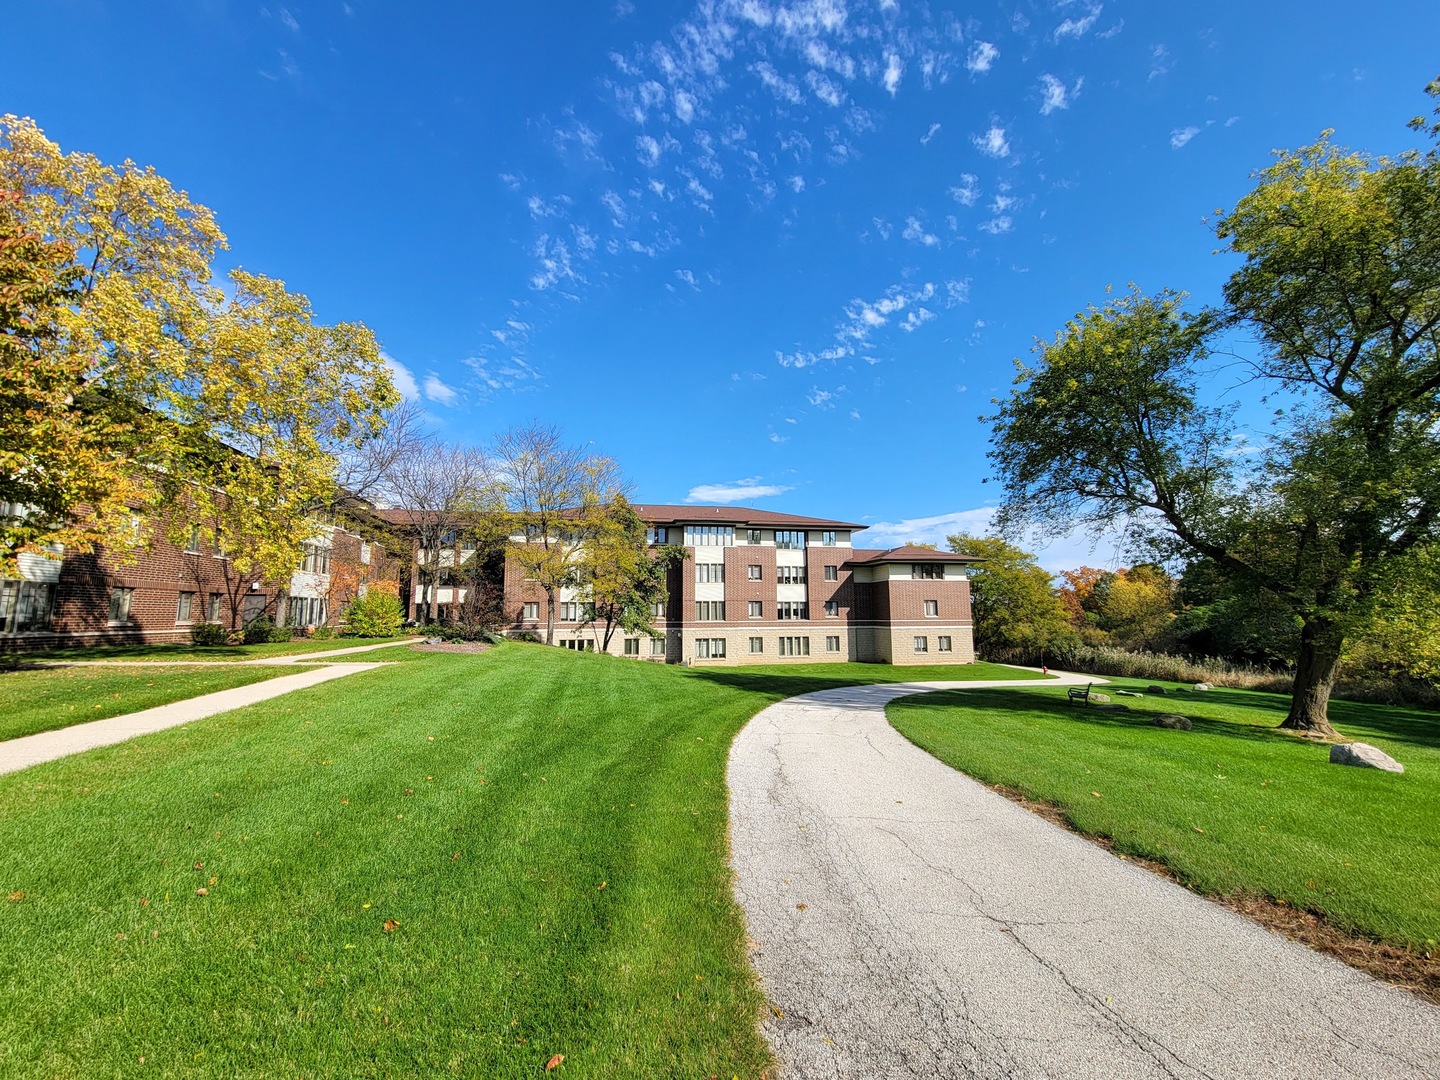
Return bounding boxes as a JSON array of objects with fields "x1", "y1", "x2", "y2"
[
  {"x1": 845, "y1": 545, "x2": 983, "y2": 566},
  {"x1": 630, "y1": 504, "x2": 867, "y2": 530}
]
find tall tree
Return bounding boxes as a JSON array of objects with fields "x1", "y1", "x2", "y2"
[
  {"x1": 492, "y1": 423, "x2": 625, "y2": 646},
  {"x1": 946, "y1": 533, "x2": 1075, "y2": 660},
  {"x1": 0, "y1": 116, "x2": 398, "y2": 577},
  {"x1": 989, "y1": 103, "x2": 1440, "y2": 737},
  {"x1": 578, "y1": 496, "x2": 687, "y2": 652}
]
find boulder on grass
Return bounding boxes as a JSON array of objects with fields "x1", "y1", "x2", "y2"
[
  {"x1": 1329, "y1": 742, "x2": 1404, "y2": 774},
  {"x1": 1089, "y1": 692, "x2": 1111, "y2": 703},
  {"x1": 1151, "y1": 714, "x2": 1192, "y2": 731},
  {"x1": 1145, "y1": 685, "x2": 1168, "y2": 695},
  {"x1": 1193, "y1": 682, "x2": 1213, "y2": 691}
]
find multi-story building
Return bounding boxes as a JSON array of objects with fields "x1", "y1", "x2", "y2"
[
  {"x1": 0, "y1": 499, "x2": 402, "y2": 650},
  {"x1": 397, "y1": 505, "x2": 980, "y2": 667}
]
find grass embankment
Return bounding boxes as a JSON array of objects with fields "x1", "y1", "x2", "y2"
[
  {"x1": 9, "y1": 637, "x2": 411, "y2": 664},
  {"x1": 0, "y1": 647, "x2": 1033, "y2": 1078},
  {"x1": 0, "y1": 666, "x2": 301, "y2": 743},
  {"x1": 888, "y1": 677, "x2": 1440, "y2": 953}
]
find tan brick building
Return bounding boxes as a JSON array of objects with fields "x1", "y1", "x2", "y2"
[{"x1": 394, "y1": 505, "x2": 980, "y2": 667}]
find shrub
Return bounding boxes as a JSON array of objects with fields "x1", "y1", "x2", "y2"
[
  {"x1": 344, "y1": 591, "x2": 404, "y2": 638},
  {"x1": 269, "y1": 625, "x2": 295, "y2": 643},
  {"x1": 190, "y1": 623, "x2": 230, "y2": 647},
  {"x1": 312, "y1": 625, "x2": 335, "y2": 640},
  {"x1": 242, "y1": 616, "x2": 274, "y2": 645}
]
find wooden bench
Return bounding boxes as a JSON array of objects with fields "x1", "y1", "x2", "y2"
[{"x1": 1067, "y1": 684, "x2": 1093, "y2": 706}]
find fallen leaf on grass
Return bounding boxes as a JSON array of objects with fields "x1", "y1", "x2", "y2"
[
  {"x1": 545, "y1": 1053, "x2": 564, "y2": 1071},
  {"x1": 770, "y1": 1005, "x2": 784, "y2": 1018},
  {"x1": 139, "y1": 898, "x2": 149, "y2": 907},
  {"x1": 195, "y1": 888, "x2": 208, "y2": 896},
  {"x1": 1192, "y1": 827, "x2": 1205, "y2": 834},
  {"x1": 382, "y1": 919, "x2": 400, "y2": 932},
  {"x1": 7, "y1": 891, "x2": 24, "y2": 902},
  {"x1": 193, "y1": 862, "x2": 204, "y2": 870},
  {"x1": 340, "y1": 798, "x2": 350, "y2": 806},
  {"x1": 404, "y1": 789, "x2": 413, "y2": 796},
  {"x1": 1090, "y1": 791, "x2": 1102, "y2": 798},
  {"x1": 451, "y1": 852, "x2": 462, "y2": 861},
  {"x1": 596, "y1": 881, "x2": 607, "y2": 890},
  {"x1": 208, "y1": 876, "x2": 217, "y2": 886}
]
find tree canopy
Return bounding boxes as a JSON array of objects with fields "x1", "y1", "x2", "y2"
[
  {"x1": 946, "y1": 533, "x2": 1074, "y2": 659},
  {"x1": 988, "y1": 89, "x2": 1440, "y2": 737}
]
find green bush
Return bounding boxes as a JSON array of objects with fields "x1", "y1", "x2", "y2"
[
  {"x1": 343, "y1": 591, "x2": 403, "y2": 638},
  {"x1": 312, "y1": 625, "x2": 335, "y2": 641},
  {"x1": 189, "y1": 623, "x2": 230, "y2": 647},
  {"x1": 269, "y1": 625, "x2": 295, "y2": 643},
  {"x1": 242, "y1": 616, "x2": 274, "y2": 645}
]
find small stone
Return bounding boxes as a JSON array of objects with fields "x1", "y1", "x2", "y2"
[
  {"x1": 1329, "y1": 742, "x2": 1403, "y2": 774},
  {"x1": 426, "y1": 637, "x2": 444, "y2": 645},
  {"x1": 1151, "y1": 714, "x2": 1192, "y2": 731},
  {"x1": 1193, "y1": 682, "x2": 1213, "y2": 691},
  {"x1": 1089, "y1": 692, "x2": 1111, "y2": 703},
  {"x1": 1145, "y1": 685, "x2": 1167, "y2": 695}
]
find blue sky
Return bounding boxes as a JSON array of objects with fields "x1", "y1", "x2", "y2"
[{"x1": 6, "y1": 1, "x2": 1438, "y2": 568}]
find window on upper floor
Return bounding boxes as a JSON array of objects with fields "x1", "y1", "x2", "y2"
[
  {"x1": 824, "y1": 564, "x2": 838, "y2": 581},
  {"x1": 748, "y1": 564, "x2": 762, "y2": 581},
  {"x1": 777, "y1": 601, "x2": 808, "y2": 620},
  {"x1": 695, "y1": 601, "x2": 726, "y2": 621},
  {"x1": 646, "y1": 527, "x2": 669, "y2": 545},
  {"x1": 775, "y1": 530, "x2": 806, "y2": 550},
  {"x1": 696, "y1": 563, "x2": 725, "y2": 584},
  {"x1": 684, "y1": 525, "x2": 734, "y2": 546},
  {"x1": 185, "y1": 524, "x2": 201, "y2": 553},
  {"x1": 824, "y1": 600, "x2": 839, "y2": 617},
  {"x1": 776, "y1": 565, "x2": 806, "y2": 584},
  {"x1": 821, "y1": 530, "x2": 836, "y2": 545},
  {"x1": 913, "y1": 563, "x2": 945, "y2": 580},
  {"x1": 924, "y1": 600, "x2": 938, "y2": 617},
  {"x1": 746, "y1": 529, "x2": 763, "y2": 545},
  {"x1": 748, "y1": 601, "x2": 763, "y2": 618},
  {"x1": 523, "y1": 602, "x2": 539, "y2": 621}
]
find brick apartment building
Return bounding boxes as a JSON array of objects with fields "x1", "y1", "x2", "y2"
[
  {"x1": 0, "y1": 499, "x2": 403, "y2": 650},
  {"x1": 394, "y1": 505, "x2": 980, "y2": 667}
]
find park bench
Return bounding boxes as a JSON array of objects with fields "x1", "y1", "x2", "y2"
[{"x1": 1067, "y1": 684, "x2": 1093, "y2": 706}]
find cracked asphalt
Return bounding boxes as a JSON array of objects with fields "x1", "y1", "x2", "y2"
[{"x1": 728, "y1": 678, "x2": 1440, "y2": 1079}]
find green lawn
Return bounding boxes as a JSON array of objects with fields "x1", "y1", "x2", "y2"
[
  {"x1": 0, "y1": 648, "x2": 1032, "y2": 1079},
  {"x1": 8, "y1": 636, "x2": 412, "y2": 663},
  {"x1": 0, "y1": 665, "x2": 301, "y2": 743},
  {"x1": 888, "y1": 677, "x2": 1440, "y2": 951}
]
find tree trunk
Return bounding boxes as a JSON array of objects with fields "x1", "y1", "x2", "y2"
[
  {"x1": 1281, "y1": 616, "x2": 1343, "y2": 738},
  {"x1": 544, "y1": 590, "x2": 556, "y2": 645}
]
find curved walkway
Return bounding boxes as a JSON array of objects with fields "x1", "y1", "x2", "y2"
[{"x1": 728, "y1": 677, "x2": 1440, "y2": 1079}]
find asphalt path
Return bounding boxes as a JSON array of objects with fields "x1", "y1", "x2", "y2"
[{"x1": 728, "y1": 677, "x2": 1440, "y2": 1079}]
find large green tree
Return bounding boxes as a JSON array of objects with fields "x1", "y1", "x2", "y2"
[
  {"x1": 946, "y1": 533, "x2": 1076, "y2": 660},
  {"x1": 578, "y1": 496, "x2": 687, "y2": 653},
  {"x1": 989, "y1": 99, "x2": 1440, "y2": 737}
]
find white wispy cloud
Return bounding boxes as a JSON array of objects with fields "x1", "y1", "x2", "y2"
[
  {"x1": 674, "y1": 267, "x2": 699, "y2": 288},
  {"x1": 900, "y1": 307, "x2": 935, "y2": 332},
  {"x1": 966, "y1": 41, "x2": 998, "y2": 74},
  {"x1": 882, "y1": 51, "x2": 904, "y2": 96},
  {"x1": 973, "y1": 125, "x2": 1010, "y2": 158},
  {"x1": 978, "y1": 216, "x2": 1013, "y2": 235},
  {"x1": 278, "y1": 7, "x2": 299, "y2": 32},
  {"x1": 902, "y1": 216, "x2": 940, "y2": 247},
  {"x1": 949, "y1": 173, "x2": 980, "y2": 206},
  {"x1": 686, "y1": 477, "x2": 794, "y2": 503},
  {"x1": 788, "y1": 174, "x2": 806, "y2": 193},
  {"x1": 807, "y1": 69, "x2": 846, "y2": 107},
  {"x1": 422, "y1": 374, "x2": 458, "y2": 406},
  {"x1": 920, "y1": 122, "x2": 941, "y2": 145},
  {"x1": 1170, "y1": 125, "x2": 1200, "y2": 149},
  {"x1": 1038, "y1": 73, "x2": 1083, "y2": 115},
  {"x1": 382, "y1": 353, "x2": 421, "y2": 402},
  {"x1": 858, "y1": 508, "x2": 997, "y2": 549},
  {"x1": 1054, "y1": 5, "x2": 1102, "y2": 40},
  {"x1": 1148, "y1": 44, "x2": 1171, "y2": 80}
]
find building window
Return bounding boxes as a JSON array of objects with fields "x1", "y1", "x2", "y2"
[
  {"x1": 913, "y1": 563, "x2": 945, "y2": 580},
  {"x1": 214, "y1": 528, "x2": 227, "y2": 559},
  {"x1": 523, "y1": 602, "x2": 539, "y2": 621},
  {"x1": 826, "y1": 635, "x2": 841, "y2": 652},
  {"x1": 695, "y1": 601, "x2": 726, "y2": 621},
  {"x1": 623, "y1": 638, "x2": 640, "y2": 656},
  {"x1": 776, "y1": 565, "x2": 806, "y2": 584},
  {"x1": 561, "y1": 639, "x2": 594, "y2": 651},
  {"x1": 301, "y1": 543, "x2": 331, "y2": 574},
  {"x1": 938, "y1": 636, "x2": 953, "y2": 652},
  {"x1": 0, "y1": 580, "x2": 56, "y2": 633},
  {"x1": 651, "y1": 601, "x2": 665, "y2": 618},
  {"x1": 821, "y1": 530, "x2": 836, "y2": 546},
  {"x1": 108, "y1": 587, "x2": 134, "y2": 625},
  {"x1": 684, "y1": 525, "x2": 734, "y2": 546},
  {"x1": 746, "y1": 529, "x2": 763, "y2": 545},
  {"x1": 185, "y1": 524, "x2": 201, "y2": 553},
  {"x1": 695, "y1": 637, "x2": 727, "y2": 658},
  {"x1": 360, "y1": 542, "x2": 372, "y2": 565},
  {"x1": 824, "y1": 600, "x2": 839, "y2": 617},
  {"x1": 924, "y1": 600, "x2": 939, "y2": 617},
  {"x1": 777, "y1": 601, "x2": 808, "y2": 620},
  {"x1": 646, "y1": 527, "x2": 669, "y2": 545},
  {"x1": 747, "y1": 564, "x2": 762, "y2": 581},
  {"x1": 696, "y1": 563, "x2": 725, "y2": 583},
  {"x1": 651, "y1": 637, "x2": 666, "y2": 656},
  {"x1": 560, "y1": 602, "x2": 582, "y2": 622},
  {"x1": 824, "y1": 564, "x2": 838, "y2": 581},
  {"x1": 778, "y1": 636, "x2": 810, "y2": 657},
  {"x1": 914, "y1": 636, "x2": 928, "y2": 653},
  {"x1": 207, "y1": 593, "x2": 223, "y2": 623},
  {"x1": 176, "y1": 591, "x2": 195, "y2": 624},
  {"x1": 749, "y1": 636, "x2": 764, "y2": 654},
  {"x1": 748, "y1": 600, "x2": 763, "y2": 618},
  {"x1": 775, "y1": 530, "x2": 806, "y2": 550}
]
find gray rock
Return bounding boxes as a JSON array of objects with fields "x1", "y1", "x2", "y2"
[
  {"x1": 1089, "y1": 692, "x2": 1111, "y2": 703},
  {"x1": 1151, "y1": 714, "x2": 1192, "y2": 731},
  {"x1": 1193, "y1": 682, "x2": 1213, "y2": 691},
  {"x1": 426, "y1": 636, "x2": 444, "y2": 645},
  {"x1": 1145, "y1": 685, "x2": 1168, "y2": 695},
  {"x1": 1329, "y1": 742, "x2": 1404, "y2": 774}
]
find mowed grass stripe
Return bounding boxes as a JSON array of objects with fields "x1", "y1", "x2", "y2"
[
  {"x1": 0, "y1": 665, "x2": 304, "y2": 743},
  {"x1": 888, "y1": 679, "x2": 1440, "y2": 950}
]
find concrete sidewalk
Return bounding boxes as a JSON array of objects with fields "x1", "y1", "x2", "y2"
[
  {"x1": 0, "y1": 661, "x2": 386, "y2": 776},
  {"x1": 728, "y1": 678, "x2": 1440, "y2": 1079}
]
